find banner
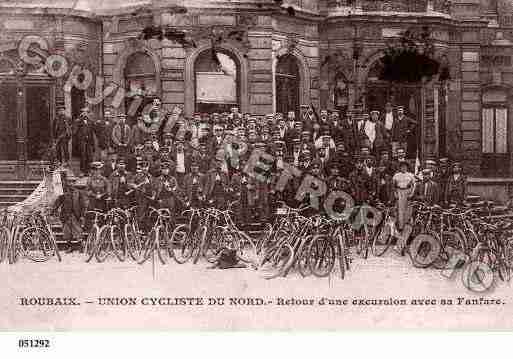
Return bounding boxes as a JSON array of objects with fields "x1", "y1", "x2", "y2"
[
  {"x1": 8, "y1": 166, "x2": 64, "y2": 215},
  {"x1": 196, "y1": 72, "x2": 236, "y2": 103}
]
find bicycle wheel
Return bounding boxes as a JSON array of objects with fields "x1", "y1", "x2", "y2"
[
  {"x1": 155, "y1": 226, "x2": 167, "y2": 265},
  {"x1": 475, "y1": 248, "x2": 497, "y2": 272},
  {"x1": 203, "y1": 227, "x2": 222, "y2": 264},
  {"x1": 139, "y1": 231, "x2": 155, "y2": 264},
  {"x1": 503, "y1": 238, "x2": 513, "y2": 269},
  {"x1": 296, "y1": 236, "x2": 313, "y2": 278},
  {"x1": 95, "y1": 226, "x2": 112, "y2": 263},
  {"x1": 308, "y1": 235, "x2": 336, "y2": 278},
  {"x1": 169, "y1": 224, "x2": 193, "y2": 264},
  {"x1": 0, "y1": 227, "x2": 10, "y2": 263},
  {"x1": 192, "y1": 226, "x2": 207, "y2": 264},
  {"x1": 84, "y1": 228, "x2": 99, "y2": 263},
  {"x1": 409, "y1": 232, "x2": 440, "y2": 269},
  {"x1": 263, "y1": 242, "x2": 294, "y2": 280},
  {"x1": 19, "y1": 227, "x2": 54, "y2": 262},
  {"x1": 498, "y1": 256, "x2": 511, "y2": 282},
  {"x1": 372, "y1": 220, "x2": 393, "y2": 257},
  {"x1": 125, "y1": 224, "x2": 143, "y2": 262},
  {"x1": 9, "y1": 225, "x2": 23, "y2": 264},
  {"x1": 234, "y1": 231, "x2": 258, "y2": 264},
  {"x1": 432, "y1": 231, "x2": 467, "y2": 270},
  {"x1": 110, "y1": 225, "x2": 126, "y2": 262},
  {"x1": 338, "y1": 231, "x2": 350, "y2": 279}
]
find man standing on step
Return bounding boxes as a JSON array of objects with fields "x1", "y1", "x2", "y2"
[
  {"x1": 53, "y1": 105, "x2": 72, "y2": 167},
  {"x1": 74, "y1": 106, "x2": 96, "y2": 176},
  {"x1": 52, "y1": 173, "x2": 84, "y2": 253}
]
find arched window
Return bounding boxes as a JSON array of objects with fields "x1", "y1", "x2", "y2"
[
  {"x1": 124, "y1": 52, "x2": 157, "y2": 122},
  {"x1": 195, "y1": 50, "x2": 239, "y2": 113},
  {"x1": 275, "y1": 54, "x2": 300, "y2": 117},
  {"x1": 482, "y1": 88, "x2": 510, "y2": 176}
]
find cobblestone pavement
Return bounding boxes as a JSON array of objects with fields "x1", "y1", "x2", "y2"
[{"x1": 1, "y1": 249, "x2": 512, "y2": 330}]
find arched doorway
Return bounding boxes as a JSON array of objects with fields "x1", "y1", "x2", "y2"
[
  {"x1": 364, "y1": 59, "x2": 423, "y2": 159},
  {"x1": 194, "y1": 49, "x2": 240, "y2": 113},
  {"x1": 124, "y1": 51, "x2": 157, "y2": 125},
  {"x1": 275, "y1": 54, "x2": 300, "y2": 118}
]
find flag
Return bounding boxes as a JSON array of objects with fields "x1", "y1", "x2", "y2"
[{"x1": 414, "y1": 150, "x2": 421, "y2": 177}]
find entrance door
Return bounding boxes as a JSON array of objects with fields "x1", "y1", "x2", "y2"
[
  {"x1": 275, "y1": 55, "x2": 300, "y2": 119},
  {"x1": 366, "y1": 84, "x2": 422, "y2": 159},
  {"x1": 26, "y1": 85, "x2": 52, "y2": 160},
  {"x1": 0, "y1": 85, "x2": 17, "y2": 160}
]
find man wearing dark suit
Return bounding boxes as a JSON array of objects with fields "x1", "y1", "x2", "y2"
[
  {"x1": 204, "y1": 159, "x2": 230, "y2": 209},
  {"x1": 111, "y1": 113, "x2": 132, "y2": 160},
  {"x1": 446, "y1": 162, "x2": 467, "y2": 205},
  {"x1": 184, "y1": 161, "x2": 206, "y2": 208},
  {"x1": 329, "y1": 110, "x2": 343, "y2": 144},
  {"x1": 74, "y1": 107, "x2": 96, "y2": 176},
  {"x1": 415, "y1": 169, "x2": 440, "y2": 205},
  {"x1": 391, "y1": 106, "x2": 416, "y2": 157},
  {"x1": 102, "y1": 150, "x2": 118, "y2": 179},
  {"x1": 52, "y1": 174, "x2": 84, "y2": 253},
  {"x1": 341, "y1": 110, "x2": 359, "y2": 155},
  {"x1": 381, "y1": 102, "x2": 395, "y2": 152},
  {"x1": 53, "y1": 106, "x2": 72, "y2": 166},
  {"x1": 109, "y1": 159, "x2": 133, "y2": 209}
]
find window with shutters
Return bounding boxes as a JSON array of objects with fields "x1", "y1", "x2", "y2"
[
  {"x1": 481, "y1": 88, "x2": 510, "y2": 176},
  {"x1": 482, "y1": 107, "x2": 508, "y2": 154}
]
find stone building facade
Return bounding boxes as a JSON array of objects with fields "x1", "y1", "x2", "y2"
[{"x1": 0, "y1": 0, "x2": 513, "y2": 186}]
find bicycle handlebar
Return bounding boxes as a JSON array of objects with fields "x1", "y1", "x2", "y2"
[
  {"x1": 149, "y1": 207, "x2": 171, "y2": 218},
  {"x1": 85, "y1": 210, "x2": 108, "y2": 218}
]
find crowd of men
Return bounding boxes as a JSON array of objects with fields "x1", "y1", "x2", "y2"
[{"x1": 52, "y1": 97, "x2": 468, "y2": 252}]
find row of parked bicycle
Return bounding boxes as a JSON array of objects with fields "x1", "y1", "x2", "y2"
[{"x1": 1, "y1": 200, "x2": 512, "y2": 283}]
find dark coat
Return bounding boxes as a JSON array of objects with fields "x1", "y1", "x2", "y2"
[
  {"x1": 53, "y1": 189, "x2": 83, "y2": 223},
  {"x1": 415, "y1": 179, "x2": 441, "y2": 205}
]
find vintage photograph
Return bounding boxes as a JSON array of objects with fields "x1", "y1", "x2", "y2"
[{"x1": 1, "y1": 0, "x2": 513, "y2": 331}]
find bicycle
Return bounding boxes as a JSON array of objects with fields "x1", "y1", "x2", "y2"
[
  {"x1": 83, "y1": 210, "x2": 107, "y2": 263},
  {"x1": 139, "y1": 207, "x2": 172, "y2": 265},
  {"x1": 94, "y1": 207, "x2": 127, "y2": 263}
]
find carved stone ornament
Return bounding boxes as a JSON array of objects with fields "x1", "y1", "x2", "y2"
[
  {"x1": 322, "y1": 50, "x2": 353, "y2": 81},
  {"x1": 14, "y1": 60, "x2": 27, "y2": 77}
]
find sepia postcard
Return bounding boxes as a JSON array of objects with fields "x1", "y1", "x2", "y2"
[{"x1": 1, "y1": 0, "x2": 513, "y2": 332}]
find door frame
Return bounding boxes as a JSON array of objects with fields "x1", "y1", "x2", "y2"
[{"x1": 0, "y1": 75, "x2": 55, "y2": 180}]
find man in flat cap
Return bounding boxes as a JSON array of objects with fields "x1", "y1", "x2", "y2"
[
  {"x1": 154, "y1": 160, "x2": 184, "y2": 216},
  {"x1": 204, "y1": 158, "x2": 230, "y2": 209},
  {"x1": 391, "y1": 106, "x2": 416, "y2": 158},
  {"x1": 342, "y1": 110, "x2": 358, "y2": 154},
  {"x1": 446, "y1": 162, "x2": 467, "y2": 205},
  {"x1": 52, "y1": 173, "x2": 84, "y2": 253},
  {"x1": 86, "y1": 161, "x2": 111, "y2": 212},
  {"x1": 184, "y1": 160, "x2": 206, "y2": 208},
  {"x1": 437, "y1": 157, "x2": 450, "y2": 205},
  {"x1": 414, "y1": 168, "x2": 440, "y2": 206},
  {"x1": 109, "y1": 158, "x2": 133, "y2": 209},
  {"x1": 74, "y1": 106, "x2": 96, "y2": 176},
  {"x1": 53, "y1": 105, "x2": 72, "y2": 167},
  {"x1": 112, "y1": 113, "x2": 132, "y2": 159}
]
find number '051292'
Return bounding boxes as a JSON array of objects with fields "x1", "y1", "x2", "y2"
[{"x1": 18, "y1": 339, "x2": 50, "y2": 348}]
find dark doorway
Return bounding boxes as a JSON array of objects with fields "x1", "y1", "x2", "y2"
[
  {"x1": 275, "y1": 54, "x2": 300, "y2": 118},
  {"x1": 365, "y1": 84, "x2": 422, "y2": 159},
  {"x1": 0, "y1": 84, "x2": 18, "y2": 160},
  {"x1": 26, "y1": 85, "x2": 52, "y2": 160}
]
